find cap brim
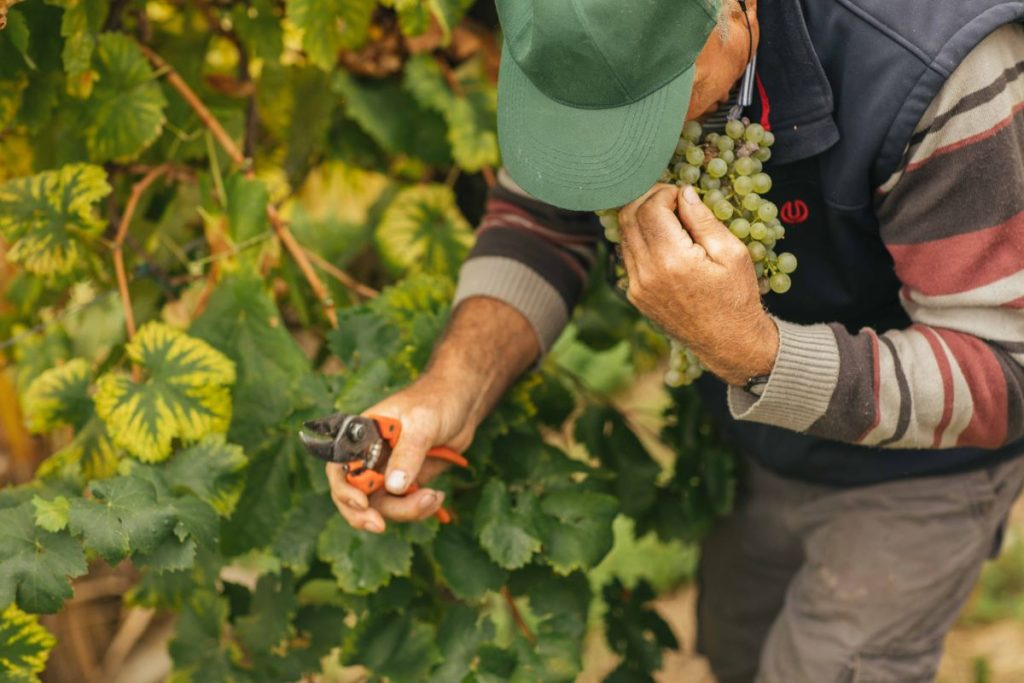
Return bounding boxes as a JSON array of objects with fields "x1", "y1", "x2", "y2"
[{"x1": 497, "y1": 41, "x2": 694, "y2": 212}]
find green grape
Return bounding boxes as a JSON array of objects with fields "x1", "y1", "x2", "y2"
[
  {"x1": 676, "y1": 163, "x2": 701, "y2": 185},
  {"x1": 742, "y1": 193, "x2": 762, "y2": 212},
  {"x1": 713, "y1": 200, "x2": 734, "y2": 221},
  {"x1": 749, "y1": 221, "x2": 769, "y2": 241},
  {"x1": 745, "y1": 122, "x2": 766, "y2": 143},
  {"x1": 729, "y1": 218, "x2": 751, "y2": 239},
  {"x1": 732, "y1": 175, "x2": 754, "y2": 196},
  {"x1": 751, "y1": 172, "x2": 772, "y2": 194},
  {"x1": 707, "y1": 158, "x2": 728, "y2": 178},
  {"x1": 769, "y1": 273, "x2": 792, "y2": 294},
  {"x1": 772, "y1": 223, "x2": 786, "y2": 240},
  {"x1": 751, "y1": 159, "x2": 764, "y2": 174},
  {"x1": 685, "y1": 146, "x2": 705, "y2": 166},
  {"x1": 706, "y1": 132, "x2": 720, "y2": 145},
  {"x1": 734, "y1": 157, "x2": 755, "y2": 176},
  {"x1": 704, "y1": 189, "x2": 725, "y2": 207},
  {"x1": 659, "y1": 169, "x2": 674, "y2": 183},
  {"x1": 754, "y1": 261, "x2": 765, "y2": 277},
  {"x1": 758, "y1": 277, "x2": 771, "y2": 295},
  {"x1": 766, "y1": 249, "x2": 778, "y2": 262},
  {"x1": 716, "y1": 136, "x2": 735, "y2": 152},
  {"x1": 720, "y1": 150, "x2": 736, "y2": 165},
  {"x1": 762, "y1": 236, "x2": 777, "y2": 250},
  {"x1": 725, "y1": 119, "x2": 745, "y2": 139},
  {"x1": 682, "y1": 120, "x2": 703, "y2": 142},
  {"x1": 598, "y1": 212, "x2": 621, "y2": 243},
  {"x1": 748, "y1": 241, "x2": 767, "y2": 262},
  {"x1": 699, "y1": 175, "x2": 721, "y2": 191},
  {"x1": 675, "y1": 137, "x2": 693, "y2": 155},
  {"x1": 757, "y1": 201, "x2": 779, "y2": 222},
  {"x1": 754, "y1": 147, "x2": 772, "y2": 162},
  {"x1": 777, "y1": 252, "x2": 798, "y2": 274},
  {"x1": 762, "y1": 130, "x2": 776, "y2": 147},
  {"x1": 684, "y1": 363, "x2": 703, "y2": 381}
]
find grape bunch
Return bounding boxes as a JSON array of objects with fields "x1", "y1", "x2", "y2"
[{"x1": 597, "y1": 118, "x2": 798, "y2": 388}]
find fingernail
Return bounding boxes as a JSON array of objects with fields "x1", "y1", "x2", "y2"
[
  {"x1": 683, "y1": 185, "x2": 700, "y2": 205},
  {"x1": 365, "y1": 520, "x2": 385, "y2": 533},
  {"x1": 418, "y1": 491, "x2": 439, "y2": 510},
  {"x1": 386, "y1": 470, "x2": 408, "y2": 493}
]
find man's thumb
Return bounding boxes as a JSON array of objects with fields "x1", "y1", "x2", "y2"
[
  {"x1": 382, "y1": 417, "x2": 433, "y2": 494},
  {"x1": 676, "y1": 185, "x2": 741, "y2": 262}
]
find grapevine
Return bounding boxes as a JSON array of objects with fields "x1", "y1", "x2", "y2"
[{"x1": 597, "y1": 117, "x2": 797, "y2": 387}]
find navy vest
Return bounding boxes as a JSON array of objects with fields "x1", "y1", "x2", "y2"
[{"x1": 698, "y1": 0, "x2": 1024, "y2": 486}]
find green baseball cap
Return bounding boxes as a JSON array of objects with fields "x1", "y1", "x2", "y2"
[{"x1": 495, "y1": 0, "x2": 720, "y2": 211}]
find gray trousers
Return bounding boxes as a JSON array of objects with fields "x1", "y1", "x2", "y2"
[{"x1": 697, "y1": 455, "x2": 1024, "y2": 683}]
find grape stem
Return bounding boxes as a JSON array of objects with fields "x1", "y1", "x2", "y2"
[{"x1": 502, "y1": 586, "x2": 537, "y2": 645}]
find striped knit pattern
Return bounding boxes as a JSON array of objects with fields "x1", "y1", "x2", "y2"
[{"x1": 728, "y1": 23, "x2": 1024, "y2": 448}]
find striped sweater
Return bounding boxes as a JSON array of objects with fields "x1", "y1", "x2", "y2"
[{"x1": 453, "y1": 24, "x2": 1024, "y2": 451}]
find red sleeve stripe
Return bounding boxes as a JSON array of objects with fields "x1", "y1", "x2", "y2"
[
  {"x1": 887, "y1": 209, "x2": 1024, "y2": 297},
  {"x1": 935, "y1": 328, "x2": 1010, "y2": 448},
  {"x1": 915, "y1": 325, "x2": 957, "y2": 449}
]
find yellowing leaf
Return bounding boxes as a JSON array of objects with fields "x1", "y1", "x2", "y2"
[
  {"x1": 287, "y1": 0, "x2": 375, "y2": 70},
  {"x1": 83, "y1": 33, "x2": 167, "y2": 162},
  {"x1": 0, "y1": 163, "x2": 111, "y2": 277},
  {"x1": 375, "y1": 184, "x2": 472, "y2": 277},
  {"x1": 21, "y1": 359, "x2": 92, "y2": 433},
  {"x1": 0, "y1": 604, "x2": 56, "y2": 683},
  {"x1": 36, "y1": 415, "x2": 119, "y2": 482},
  {"x1": 95, "y1": 322, "x2": 236, "y2": 462}
]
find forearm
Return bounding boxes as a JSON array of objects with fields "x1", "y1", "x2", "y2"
[{"x1": 420, "y1": 296, "x2": 540, "y2": 429}]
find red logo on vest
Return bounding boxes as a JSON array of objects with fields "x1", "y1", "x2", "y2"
[{"x1": 780, "y1": 199, "x2": 809, "y2": 225}]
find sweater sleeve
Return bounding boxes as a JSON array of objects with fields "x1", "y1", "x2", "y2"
[
  {"x1": 728, "y1": 23, "x2": 1024, "y2": 449},
  {"x1": 452, "y1": 169, "x2": 603, "y2": 354}
]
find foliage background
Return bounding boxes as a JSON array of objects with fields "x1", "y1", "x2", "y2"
[{"x1": 0, "y1": 1, "x2": 736, "y2": 680}]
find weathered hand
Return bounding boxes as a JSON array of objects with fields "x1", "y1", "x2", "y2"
[
  {"x1": 325, "y1": 375, "x2": 476, "y2": 534},
  {"x1": 618, "y1": 183, "x2": 779, "y2": 386}
]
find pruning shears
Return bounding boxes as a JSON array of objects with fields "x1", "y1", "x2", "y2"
[{"x1": 299, "y1": 412, "x2": 468, "y2": 523}]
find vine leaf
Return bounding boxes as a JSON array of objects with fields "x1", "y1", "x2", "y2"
[
  {"x1": 162, "y1": 436, "x2": 248, "y2": 518},
  {"x1": 35, "y1": 415, "x2": 119, "y2": 483},
  {"x1": 94, "y1": 322, "x2": 236, "y2": 463},
  {"x1": 287, "y1": 0, "x2": 375, "y2": 70},
  {"x1": 0, "y1": 502, "x2": 88, "y2": 614},
  {"x1": 353, "y1": 614, "x2": 440, "y2": 682},
  {"x1": 603, "y1": 579, "x2": 678, "y2": 678},
  {"x1": 0, "y1": 163, "x2": 111, "y2": 277},
  {"x1": 83, "y1": 32, "x2": 167, "y2": 162},
  {"x1": 44, "y1": 0, "x2": 106, "y2": 97},
  {"x1": 31, "y1": 495, "x2": 70, "y2": 533},
  {"x1": 316, "y1": 515, "x2": 413, "y2": 595},
  {"x1": 0, "y1": 603, "x2": 57, "y2": 682},
  {"x1": 375, "y1": 184, "x2": 472, "y2": 277},
  {"x1": 20, "y1": 359, "x2": 92, "y2": 432},
  {"x1": 474, "y1": 479, "x2": 543, "y2": 571},
  {"x1": 539, "y1": 489, "x2": 618, "y2": 575},
  {"x1": 575, "y1": 406, "x2": 660, "y2": 519},
  {"x1": 433, "y1": 523, "x2": 507, "y2": 600}
]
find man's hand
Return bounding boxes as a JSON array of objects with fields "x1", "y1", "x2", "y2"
[
  {"x1": 326, "y1": 296, "x2": 540, "y2": 533},
  {"x1": 325, "y1": 376, "x2": 475, "y2": 533},
  {"x1": 618, "y1": 184, "x2": 779, "y2": 385}
]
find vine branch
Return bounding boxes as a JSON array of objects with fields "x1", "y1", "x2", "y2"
[
  {"x1": 501, "y1": 586, "x2": 537, "y2": 645},
  {"x1": 140, "y1": 43, "x2": 372, "y2": 327}
]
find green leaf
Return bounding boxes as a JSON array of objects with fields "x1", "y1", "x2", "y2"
[
  {"x1": 68, "y1": 475, "x2": 175, "y2": 564},
  {"x1": 44, "y1": 0, "x2": 106, "y2": 97},
  {"x1": 20, "y1": 359, "x2": 92, "y2": 432},
  {"x1": 287, "y1": 0, "x2": 375, "y2": 70},
  {"x1": 539, "y1": 489, "x2": 618, "y2": 574},
  {"x1": 168, "y1": 590, "x2": 240, "y2": 683},
  {"x1": 0, "y1": 502, "x2": 88, "y2": 613},
  {"x1": 332, "y1": 70, "x2": 451, "y2": 165},
  {"x1": 163, "y1": 436, "x2": 248, "y2": 517},
  {"x1": 235, "y1": 572, "x2": 297, "y2": 654},
  {"x1": 434, "y1": 523, "x2": 507, "y2": 600},
  {"x1": 31, "y1": 495, "x2": 69, "y2": 533},
  {"x1": 447, "y1": 93, "x2": 499, "y2": 172},
  {"x1": 0, "y1": 604, "x2": 57, "y2": 682},
  {"x1": 403, "y1": 54, "x2": 454, "y2": 112},
  {"x1": 231, "y1": 0, "x2": 282, "y2": 64},
  {"x1": 375, "y1": 184, "x2": 473, "y2": 277},
  {"x1": 353, "y1": 614, "x2": 440, "y2": 681},
  {"x1": 225, "y1": 174, "x2": 269, "y2": 245},
  {"x1": 0, "y1": 163, "x2": 111, "y2": 277},
  {"x1": 83, "y1": 32, "x2": 167, "y2": 162},
  {"x1": 316, "y1": 516, "x2": 412, "y2": 594},
  {"x1": 603, "y1": 579, "x2": 678, "y2": 677},
  {"x1": 575, "y1": 406, "x2": 660, "y2": 519},
  {"x1": 475, "y1": 480, "x2": 543, "y2": 571},
  {"x1": 429, "y1": 606, "x2": 495, "y2": 683},
  {"x1": 218, "y1": 434, "x2": 295, "y2": 556},
  {"x1": 94, "y1": 321, "x2": 236, "y2": 462},
  {"x1": 270, "y1": 492, "x2": 335, "y2": 574}
]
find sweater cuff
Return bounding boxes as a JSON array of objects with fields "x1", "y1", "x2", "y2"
[
  {"x1": 727, "y1": 319, "x2": 841, "y2": 432},
  {"x1": 452, "y1": 256, "x2": 570, "y2": 355}
]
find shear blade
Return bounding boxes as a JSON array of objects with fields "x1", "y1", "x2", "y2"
[
  {"x1": 299, "y1": 430, "x2": 338, "y2": 462},
  {"x1": 303, "y1": 413, "x2": 348, "y2": 437}
]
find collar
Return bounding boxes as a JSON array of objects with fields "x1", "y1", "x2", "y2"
[{"x1": 750, "y1": 0, "x2": 840, "y2": 165}]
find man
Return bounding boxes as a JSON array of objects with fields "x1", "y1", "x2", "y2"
[{"x1": 327, "y1": 0, "x2": 1024, "y2": 679}]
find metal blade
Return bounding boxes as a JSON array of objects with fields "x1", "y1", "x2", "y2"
[
  {"x1": 302, "y1": 412, "x2": 349, "y2": 437},
  {"x1": 299, "y1": 430, "x2": 341, "y2": 463}
]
